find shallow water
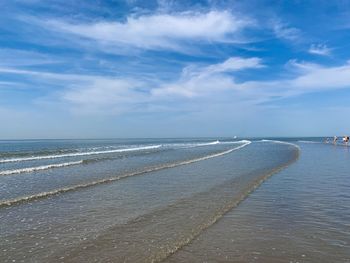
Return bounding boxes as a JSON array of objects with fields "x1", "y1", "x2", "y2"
[
  {"x1": 166, "y1": 142, "x2": 350, "y2": 263},
  {"x1": 0, "y1": 138, "x2": 348, "y2": 262}
]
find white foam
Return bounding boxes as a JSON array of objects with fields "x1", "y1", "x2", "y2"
[
  {"x1": 0, "y1": 160, "x2": 83, "y2": 176},
  {"x1": 220, "y1": 140, "x2": 251, "y2": 144},
  {"x1": 0, "y1": 141, "x2": 251, "y2": 207},
  {"x1": 260, "y1": 139, "x2": 301, "y2": 150},
  {"x1": 0, "y1": 140, "x2": 249, "y2": 164},
  {"x1": 162, "y1": 140, "x2": 220, "y2": 148},
  {"x1": 164, "y1": 140, "x2": 248, "y2": 148},
  {"x1": 0, "y1": 145, "x2": 162, "y2": 163},
  {"x1": 172, "y1": 140, "x2": 251, "y2": 164},
  {"x1": 196, "y1": 140, "x2": 220, "y2": 146},
  {"x1": 298, "y1": 140, "x2": 321, "y2": 144}
]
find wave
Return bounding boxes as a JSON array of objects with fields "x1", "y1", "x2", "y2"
[
  {"x1": 48, "y1": 140, "x2": 299, "y2": 262},
  {"x1": 220, "y1": 140, "x2": 251, "y2": 144},
  {"x1": 195, "y1": 140, "x2": 220, "y2": 146},
  {"x1": 0, "y1": 141, "x2": 251, "y2": 208},
  {"x1": 298, "y1": 140, "x2": 321, "y2": 144},
  {"x1": 0, "y1": 161, "x2": 83, "y2": 176},
  {"x1": 260, "y1": 139, "x2": 301, "y2": 149},
  {"x1": 164, "y1": 140, "x2": 248, "y2": 148},
  {"x1": 0, "y1": 145, "x2": 162, "y2": 164},
  {"x1": 153, "y1": 141, "x2": 300, "y2": 262},
  {"x1": 162, "y1": 140, "x2": 219, "y2": 148},
  {"x1": 0, "y1": 140, "x2": 248, "y2": 164}
]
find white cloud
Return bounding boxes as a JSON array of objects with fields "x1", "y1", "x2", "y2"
[
  {"x1": 291, "y1": 62, "x2": 350, "y2": 90},
  {"x1": 272, "y1": 20, "x2": 300, "y2": 41},
  {"x1": 0, "y1": 67, "x2": 93, "y2": 82},
  {"x1": 44, "y1": 11, "x2": 253, "y2": 51},
  {"x1": 242, "y1": 60, "x2": 350, "y2": 100},
  {"x1": 204, "y1": 57, "x2": 263, "y2": 74},
  {"x1": 153, "y1": 58, "x2": 350, "y2": 104},
  {"x1": 2, "y1": 57, "x2": 350, "y2": 115},
  {"x1": 152, "y1": 57, "x2": 263, "y2": 97},
  {"x1": 63, "y1": 78, "x2": 147, "y2": 114},
  {"x1": 308, "y1": 44, "x2": 331, "y2": 56},
  {"x1": 0, "y1": 49, "x2": 61, "y2": 67},
  {"x1": 0, "y1": 67, "x2": 146, "y2": 113}
]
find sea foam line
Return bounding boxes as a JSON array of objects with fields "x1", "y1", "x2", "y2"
[
  {"x1": 193, "y1": 140, "x2": 220, "y2": 147},
  {"x1": 220, "y1": 140, "x2": 251, "y2": 145},
  {"x1": 0, "y1": 141, "x2": 251, "y2": 208},
  {"x1": 0, "y1": 161, "x2": 83, "y2": 176},
  {"x1": 0, "y1": 145, "x2": 162, "y2": 164},
  {"x1": 298, "y1": 140, "x2": 321, "y2": 144},
  {"x1": 162, "y1": 140, "x2": 219, "y2": 148},
  {"x1": 165, "y1": 140, "x2": 247, "y2": 148},
  {"x1": 260, "y1": 139, "x2": 301, "y2": 150}
]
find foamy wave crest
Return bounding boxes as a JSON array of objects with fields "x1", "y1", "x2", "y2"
[
  {"x1": 220, "y1": 140, "x2": 251, "y2": 144},
  {"x1": 0, "y1": 145, "x2": 162, "y2": 164},
  {"x1": 166, "y1": 140, "x2": 249, "y2": 148},
  {"x1": 298, "y1": 140, "x2": 321, "y2": 144},
  {"x1": 163, "y1": 140, "x2": 220, "y2": 148},
  {"x1": 260, "y1": 139, "x2": 301, "y2": 150},
  {"x1": 0, "y1": 161, "x2": 83, "y2": 176},
  {"x1": 197, "y1": 140, "x2": 220, "y2": 146},
  {"x1": 0, "y1": 141, "x2": 251, "y2": 208}
]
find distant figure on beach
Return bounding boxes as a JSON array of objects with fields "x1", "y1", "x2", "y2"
[
  {"x1": 343, "y1": 136, "x2": 349, "y2": 145},
  {"x1": 333, "y1": 136, "x2": 338, "y2": 144}
]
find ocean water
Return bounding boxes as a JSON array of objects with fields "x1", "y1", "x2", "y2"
[{"x1": 0, "y1": 138, "x2": 348, "y2": 262}]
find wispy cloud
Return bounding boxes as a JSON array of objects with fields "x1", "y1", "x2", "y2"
[
  {"x1": 152, "y1": 57, "x2": 263, "y2": 97},
  {"x1": 0, "y1": 49, "x2": 62, "y2": 67},
  {"x1": 42, "y1": 11, "x2": 253, "y2": 52},
  {"x1": 243, "y1": 60, "x2": 350, "y2": 101},
  {"x1": 0, "y1": 66, "x2": 147, "y2": 113},
  {"x1": 271, "y1": 20, "x2": 301, "y2": 41},
  {"x1": 289, "y1": 60, "x2": 350, "y2": 91},
  {"x1": 308, "y1": 44, "x2": 331, "y2": 56},
  {"x1": 2, "y1": 57, "x2": 350, "y2": 115},
  {"x1": 2, "y1": 0, "x2": 350, "y2": 137},
  {"x1": 62, "y1": 78, "x2": 147, "y2": 114},
  {"x1": 153, "y1": 58, "x2": 350, "y2": 105}
]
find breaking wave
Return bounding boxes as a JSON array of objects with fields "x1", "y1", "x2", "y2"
[
  {"x1": 47, "y1": 140, "x2": 300, "y2": 262},
  {"x1": 298, "y1": 140, "x2": 321, "y2": 144},
  {"x1": 0, "y1": 145, "x2": 162, "y2": 163},
  {"x1": 0, "y1": 161, "x2": 83, "y2": 176},
  {"x1": 0, "y1": 141, "x2": 251, "y2": 208},
  {"x1": 163, "y1": 140, "x2": 247, "y2": 148},
  {"x1": 260, "y1": 139, "x2": 301, "y2": 149}
]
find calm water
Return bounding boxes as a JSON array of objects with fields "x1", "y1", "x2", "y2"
[
  {"x1": 0, "y1": 138, "x2": 348, "y2": 262},
  {"x1": 166, "y1": 141, "x2": 350, "y2": 263}
]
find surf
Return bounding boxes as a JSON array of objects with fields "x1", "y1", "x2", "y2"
[
  {"x1": 163, "y1": 140, "x2": 247, "y2": 148},
  {"x1": 0, "y1": 141, "x2": 251, "y2": 208},
  {"x1": 0, "y1": 145, "x2": 162, "y2": 163},
  {"x1": 46, "y1": 141, "x2": 300, "y2": 262},
  {"x1": 0, "y1": 160, "x2": 83, "y2": 176}
]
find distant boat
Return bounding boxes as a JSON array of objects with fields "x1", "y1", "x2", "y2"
[{"x1": 233, "y1": 136, "x2": 237, "y2": 139}]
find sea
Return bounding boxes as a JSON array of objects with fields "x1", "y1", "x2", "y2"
[{"x1": 0, "y1": 138, "x2": 349, "y2": 262}]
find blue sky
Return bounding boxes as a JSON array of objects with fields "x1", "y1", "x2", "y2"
[{"x1": 1, "y1": 0, "x2": 350, "y2": 139}]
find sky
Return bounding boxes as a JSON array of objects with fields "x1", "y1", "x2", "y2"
[{"x1": 1, "y1": 0, "x2": 350, "y2": 139}]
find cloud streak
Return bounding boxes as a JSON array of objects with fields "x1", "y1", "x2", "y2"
[
  {"x1": 152, "y1": 57, "x2": 263, "y2": 97},
  {"x1": 308, "y1": 44, "x2": 331, "y2": 56},
  {"x1": 271, "y1": 20, "x2": 301, "y2": 41},
  {"x1": 2, "y1": 56, "x2": 350, "y2": 114},
  {"x1": 43, "y1": 11, "x2": 253, "y2": 52}
]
